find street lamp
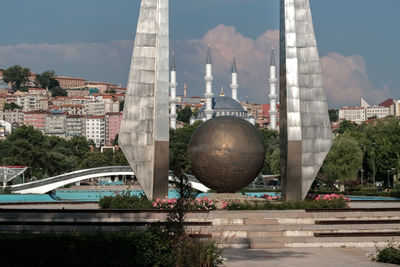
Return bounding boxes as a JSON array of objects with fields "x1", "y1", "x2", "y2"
[
  {"x1": 371, "y1": 142, "x2": 376, "y2": 188},
  {"x1": 387, "y1": 169, "x2": 390, "y2": 189}
]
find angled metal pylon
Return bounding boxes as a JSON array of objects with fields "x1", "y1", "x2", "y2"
[
  {"x1": 280, "y1": 0, "x2": 333, "y2": 200},
  {"x1": 119, "y1": 0, "x2": 169, "y2": 200}
]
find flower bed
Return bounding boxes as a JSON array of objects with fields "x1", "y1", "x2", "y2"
[{"x1": 100, "y1": 193, "x2": 350, "y2": 210}]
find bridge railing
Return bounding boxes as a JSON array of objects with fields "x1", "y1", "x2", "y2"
[{"x1": 11, "y1": 166, "x2": 133, "y2": 192}]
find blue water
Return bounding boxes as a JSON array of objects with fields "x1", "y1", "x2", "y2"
[{"x1": 0, "y1": 190, "x2": 399, "y2": 203}]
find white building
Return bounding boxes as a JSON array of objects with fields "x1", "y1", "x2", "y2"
[
  {"x1": 339, "y1": 107, "x2": 366, "y2": 124},
  {"x1": 0, "y1": 120, "x2": 12, "y2": 138},
  {"x1": 366, "y1": 105, "x2": 390, "y2": 119},
  {"x1": 84, "y1": 101, "x2": 105, "y2": 116},
  {"x1": 86, "y1": 116, "x2": 105, "y2": 147}
]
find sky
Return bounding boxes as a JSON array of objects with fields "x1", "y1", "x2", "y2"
[{"x1": 1, "y1": 0, "x2": 399, "y2": 107}]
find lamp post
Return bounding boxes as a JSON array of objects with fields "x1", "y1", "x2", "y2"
[
  {"x1": 387, "y1": 170, "x2": 390, "y2": 189},
  {"x1": 371, "y1": 142, "x2": 376, "y2": 188}
]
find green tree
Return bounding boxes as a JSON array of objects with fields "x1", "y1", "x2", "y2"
[
  {"x1": 51, "y1": 87, "x2": 67, "y2": 97},
  {"x1": 337, "y1": 119, "x2": 356, "y2": 134},
  {"x1": 177, "y1": 106, "x2": 193, "y2": 124},
  {"x1": 329, "y1": 109, "x2": 339, "y2": 122},
  {"x1": 3, "y1": 65, "x2": 31, "y2": 90},
  {"x1": 259, "y1": 129, "x2": 280, "y2": 175},
  {"x1": 119, "y1": 100, "x2": 125, "y2": 112},
  {"x1": 36, "y1": 70, "x2": 60, "y2": 90},
  {"x1": 3, "y1": 102, "x2": 22, "y2": 111},
  {"x1": 321, "y1": 134, "x2": 363, "y2": 188}
]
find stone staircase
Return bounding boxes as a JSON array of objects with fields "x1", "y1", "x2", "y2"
[{"x1": 186, "y1": 209, "x2": 400, "y2": 248}]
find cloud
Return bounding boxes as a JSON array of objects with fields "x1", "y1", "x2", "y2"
[
  {"x1": 0, "y1": 24, "x2": 390, "y2": 107},
  {"x1": 0, "y1": 40, "x2": 133, "y2": 85},
  {"x1": 320, "y1": 53, "x2": 390, "y2": 107},
  {"x1": 173, "y1": 25, "x2": 279, "y2": 101}
]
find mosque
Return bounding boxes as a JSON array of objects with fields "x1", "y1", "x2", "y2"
[{"x1": 169, "y1": 46, "x2": 278, "y2": 129}]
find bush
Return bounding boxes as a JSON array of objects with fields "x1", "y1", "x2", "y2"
[
  {"x1": 99, "y1": 192, "x2": 153, "y2": 209},
  {"x1": 376, "y1": 243, "x2": 400, "y2": 265},
  {"x1": 221, "y1": 194, "x2": 350, "y2": 210},
  {"x1": 0, "y1": 228, "x2": 223, "y2": 267}
]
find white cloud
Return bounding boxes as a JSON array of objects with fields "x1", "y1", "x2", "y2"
[
  {"x1": 0, "y1": 40, "x2": 133, "y2": 85},
  {"x1": 0, "y1": 25, "x2": 390, "y2": 107}
]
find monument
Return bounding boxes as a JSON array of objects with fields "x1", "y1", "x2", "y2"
[
  {"x1": 119, "y1": 0, "x2": 170, "y2": 200},
  {"x1": 280, "y1": 0, "x2": 332, "y2": 201},
  {"x1": 120, "y1": 0, "x2": 331, "y2": 201},
  {"x1": 188, "y1": 117, "x2": 266, "y2": 193}
]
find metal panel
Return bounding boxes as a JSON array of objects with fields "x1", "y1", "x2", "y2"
[
  {"x1": 119, "y1": 0, "x2": 169, "y2": 200},
  {"x1": 280, "y1": 0, "x2": 332, "y2": 201}
]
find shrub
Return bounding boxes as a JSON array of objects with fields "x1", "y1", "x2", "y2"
[
  {"x1": 0, "y1": 228, "x2": 224, "y2": 267},
  {"x1": 376, "y1": 243, "x2": 400, "y2": 265},
  {"x1": 221, "y1": 194, "x2": 350, "y2": 210},
  {"x1": 99, "y1": 191, "x2": 153, "y2": 209},
  {"x1": 152, "y1": 197, "x2": 216, "y2": 211}
]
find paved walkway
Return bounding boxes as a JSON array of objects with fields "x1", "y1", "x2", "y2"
[{"x1": 223, "y1": 247, "x2": 396, "y2": 267}]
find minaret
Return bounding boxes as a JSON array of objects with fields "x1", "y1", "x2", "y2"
[
  {"x1": 230, "y1": 56, "x2": 239, "y2": 101},
  {"x1": 220, "y1": 85, "x2": 225, "y2": 97},
  {"x1": 268, "y1": 48, "x2": 278, "y2": 130},
  {"x1": 204, "y1": 46, "x2": 214, "y2": 120},
  {"x1": 169, "y1": 51, "x2": 178, "y2": 129}
]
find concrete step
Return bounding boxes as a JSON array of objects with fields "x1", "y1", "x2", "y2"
[{"x1": 314, "y1": 231, "x2": 400, "y2": 237}]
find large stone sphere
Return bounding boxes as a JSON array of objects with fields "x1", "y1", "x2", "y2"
[{"x1": 188, "y1": 116, "x2": 266, "y2": 193}]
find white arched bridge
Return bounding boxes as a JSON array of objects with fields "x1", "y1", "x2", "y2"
[{"x1": 10, "y1": 166, "x2": 209, "y2": 194}]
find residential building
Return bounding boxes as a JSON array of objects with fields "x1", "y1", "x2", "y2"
[
  {"x1": 28, "y1": 88, "x2": 48, "y2": 96},
  {"x1": 0, "y1": 110, "x2": 24, "y2": 126},
  {"x1": 66, "y1": 115, "x2": 85, "y2": 138},
  {"x1": 105, "y1": 112, "x2": 122, "y2": 146},
  {"x1": 262, "y1": 103, "x2": 280, "y2": 129},
  {"x1": 0, "y1": 120, "x2": 12, "y2": 138},
  {"x1": 86, "y1": 116, "x2": 105, "y2": 147},
  {"x1": 0, "y1": 95, "x2": 5, "y2": 111},
  {"x1": 23, "y1": 111, "x2": 47, "y2": 132},
  {"x1": 339, "y1": 107, "x2": 366, "y2": 124},
  {"x1": 366, "y1": 105, "x2": 390, "y2": 119},
  {"x1": 85, "y1": 101, "x2": 105, "y2": 116},
  {"x1": 45, "y1": 111, "x2": 66, "y2": 138}
]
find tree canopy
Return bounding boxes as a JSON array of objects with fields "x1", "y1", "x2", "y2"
[
  {"x1": 177, "y1": 106, "x2": 193, "y2": 124},
  {"x1": 36, "y1": 70, "x2": 60, "y2": 90},
  {"x1": 2, "y1": 65, "x2": 31, "y2": 91},
  {"x1": 0, "y1": 126, "x2": 127, "y2": 182},
  {"x1": 3, "y1": 102, "x2": 22, "y2": 111},
  {"x1": 51, "y1": 87, "x2": 68, "y2": 97}
]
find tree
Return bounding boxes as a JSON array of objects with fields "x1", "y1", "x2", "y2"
[
  {"x1": 119, "y1": 101, "x2": 125, "y2": 112},
  {"x1": 329, "y1": 109, "x2": 338, "y2": 122},
  {"x1": 337, "y1": 119, "x2": 356, "y2": 134},
  {"x1": 36, "y1": 70, "x2": 60, "y2": 90},
  {"x1": 3, "y1": 65, "x2": 31, "y2": 90},
  {"x1": 51, "y1": 87, "x2": 67, "y2": 97},
  {"x1": 321, "y1": 134, "x2": 363, "y2": 188},
  {"x1": 259, "y1": 128, "x2": 280, "y2": 175},
  {"x1": 3, "y1": 102, "x2": 22, "y2": 111},
  {"x1": 177, "y1": 106, "x2": 193, "y2": 123}
]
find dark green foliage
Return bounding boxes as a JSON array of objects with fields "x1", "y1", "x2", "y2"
[
  {"x1": 50, "y1": 86, "x2": 67, "y2": 97},
  {"x1": 0, "y1": 126, "x2": 128, "y2": 181},
  {"x1": 337, "y1": 119, "x2": 356, "y2": 134},
  {"x1": 177, "y1": 106, "x2": 193, "y2": 123},
  {"x1": 99, "y1": 192, "x2": 153, "y2": 209},
  {"x1": 3, "y1": 102, "x2": 21, "y2": 111},
  {"x1": 0, "y1": 229, "x2": 175, "y2": 267},
  {"x1": 376, "y1": 244, "x2": 400, "y2": 265},
  {"x1": 35, "y1": 70, "x2": 59, "y2": 90},
  {"x1": 329, "y1": 109, "x2": 339, "y2": 122},
  {"x1": 119, "y1": 100, "x2": 125, "y2": 111},
  {"x1": 259, "y1": 128, "x2": 280, "y2": 175},
  {"x1": 222, "y1": 198, "x2": 349, "y2": 210},
  {"x1": 2, "y1": 65, "x2": 31, "y2": 90}
]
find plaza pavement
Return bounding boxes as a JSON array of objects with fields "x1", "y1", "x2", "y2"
[{"x1": 223, "y1": 247, "x2": 397, "y2": 267}]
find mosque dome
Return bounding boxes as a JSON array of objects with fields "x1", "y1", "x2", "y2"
[{"x1": 197, "y1": 96, "x2": 248, "y2": 119}]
